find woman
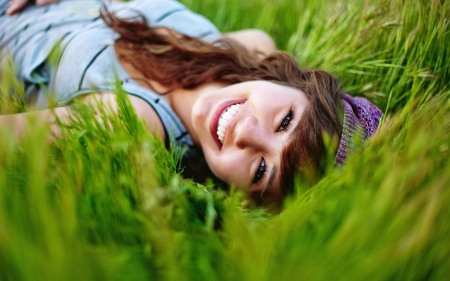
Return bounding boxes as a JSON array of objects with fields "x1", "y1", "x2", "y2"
[{"x1": 0, "y1": 0, "x2": 382, "y2": 206}]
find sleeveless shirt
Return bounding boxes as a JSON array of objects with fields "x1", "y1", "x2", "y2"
[{"x1": 0, "y1": 0, "x2": 221, "y2": 152}]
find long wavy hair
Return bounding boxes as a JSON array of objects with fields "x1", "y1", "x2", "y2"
[{"x1": 101, "y1": 9, "x2": 343, "y2": 207}]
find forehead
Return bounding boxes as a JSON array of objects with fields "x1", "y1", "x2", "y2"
[{"x1": 246, "y1": 81, "x2": 302, "y2": 94}]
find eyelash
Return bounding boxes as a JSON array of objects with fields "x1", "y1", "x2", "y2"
[
  {"x1": 253, "y1": 158, "x2": 266, "y2": 184},
  {"x1": 252, "y1": 110, "x2": 295, "y2": 185},
  {"x1": 277, "y1": 110, "x2": 295, "y2": 132}
]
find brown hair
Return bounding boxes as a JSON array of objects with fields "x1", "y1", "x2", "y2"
[{"x1": 101, "y1": 10, "x2": 343, "y2": 206}]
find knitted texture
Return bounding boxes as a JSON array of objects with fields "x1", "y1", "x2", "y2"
[{"x1": 335, "y1": 93, "x2": 383, "y2": 165}]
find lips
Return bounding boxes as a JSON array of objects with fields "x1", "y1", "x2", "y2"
[
  {"x1": 210, "y1": 100, "x2": 245, "y2": 149},
  {"x1": 216, "y1": 103, "x2": 243, "y2": 144}
]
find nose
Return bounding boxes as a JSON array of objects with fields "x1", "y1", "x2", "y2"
[{"x1": 234, "y1": 115, "x2": 267, "y2": 150}]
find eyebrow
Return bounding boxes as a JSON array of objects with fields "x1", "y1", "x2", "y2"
[{"x1": 263, "y1": 165, "x2": 277, "y2": 196}]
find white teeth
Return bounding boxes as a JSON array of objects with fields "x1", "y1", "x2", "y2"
[
  {"x1": 222, "y1": 111, "x2": 233, "y2": 121},
  {"x1": 217, "y1": 103, "x2": 243, "y2": 144},
  {"x1": 219, "y1": 117, "x2": 229, "y2": 128}
]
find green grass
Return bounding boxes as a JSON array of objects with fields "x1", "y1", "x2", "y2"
[{"x1": 1, "y1": 0, "x2": 449, "y2": 280}]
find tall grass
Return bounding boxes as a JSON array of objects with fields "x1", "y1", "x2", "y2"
[{"x1": 1, "y1": 0, "x2": 449, "y2": 280}]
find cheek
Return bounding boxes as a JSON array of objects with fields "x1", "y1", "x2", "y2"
[
  {"x1": 203, "y1": 151, "x2": 248, "y2": 186},
  {"x1": 191, "y1": 98, "x2": 209, "y2": 126}
]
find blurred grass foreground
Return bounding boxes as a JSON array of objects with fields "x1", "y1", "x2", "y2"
[{"x1": 0, "y1": 0, "x2": 449, "y2": 280}]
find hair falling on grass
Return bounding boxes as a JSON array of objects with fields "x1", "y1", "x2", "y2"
[{"x1": 0, "y1": 0, "x2": 449, "y2": 280}]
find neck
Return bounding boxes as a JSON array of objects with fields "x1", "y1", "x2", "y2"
[{"x1": 165, "y1": 82, "x2": 228, "y2": 146}]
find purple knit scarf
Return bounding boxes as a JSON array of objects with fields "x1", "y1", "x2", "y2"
[{"x1": 335, "y1": 93, "x2": 383, "y2": 165}]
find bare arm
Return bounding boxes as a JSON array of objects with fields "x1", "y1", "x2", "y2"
[
  {"x1": 6, "y1": 0, "x2": 59, "y2": 15},
  {"x1": 225, "y1": 29, "x2": 277, "y2": 59},
  {"x1": 0, "y1": 106, "x2": 71, "y2": 139},
  {"x1": 0, "y1": 93, "x2": 166, "y2": 141}
]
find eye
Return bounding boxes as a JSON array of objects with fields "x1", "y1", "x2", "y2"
[
  {"x1": 277, "y1": 110, "x2": 295, "y2": 132},
  {"x1": 252, "y1": 158, "x2": 266, "y2": 184}
]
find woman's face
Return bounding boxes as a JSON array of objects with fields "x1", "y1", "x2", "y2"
[{"x1": 191, "y1": 81, "x2": 309, "y2": 199}]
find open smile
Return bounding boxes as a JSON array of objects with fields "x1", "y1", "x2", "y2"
[{"x1": 210, "y1": 100, "x2": 245, "y2": 149}]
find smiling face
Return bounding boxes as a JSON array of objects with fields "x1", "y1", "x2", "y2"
[{"x1": 191, "y1": 81, "x2": 309, "y2": 200}]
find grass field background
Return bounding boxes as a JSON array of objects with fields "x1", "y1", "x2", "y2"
[{"x1": 1, "y1": 0, "x2": 449, "y2": 280}]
